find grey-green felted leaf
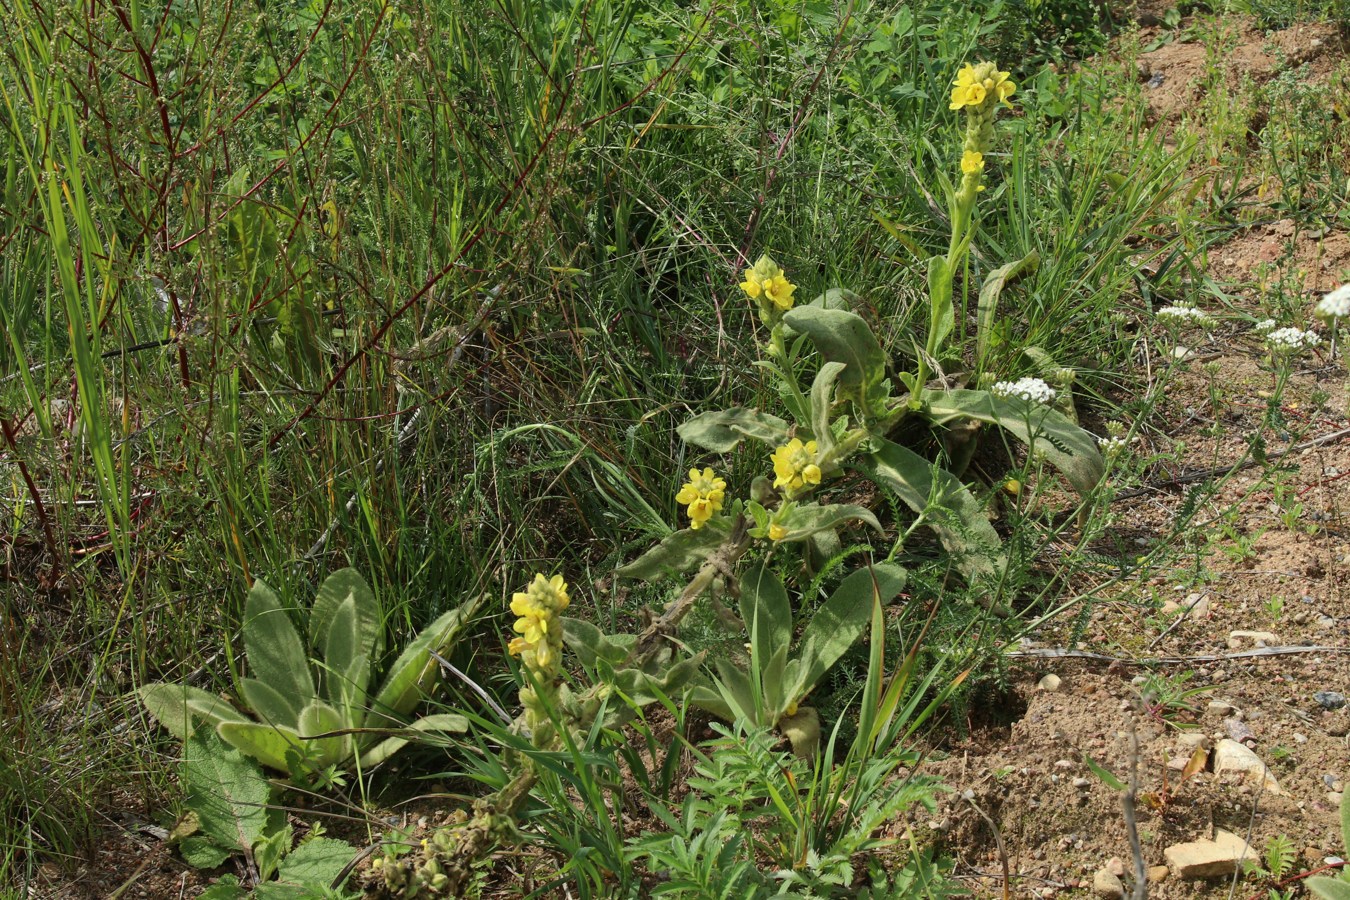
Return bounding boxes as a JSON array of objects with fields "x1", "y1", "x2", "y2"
[
  {"x1": 561, "y1": 617, "x2": 634, "y2": 667},
  {"x1": 855, "y1": 438, "x2": 1004, "y2": 580},
  {"x1": 926, "y1": 255, "x2": 955, "y2": 356},
  {"x1": 737, "y1": 564, "x2": 791, "y2": 668},
  {"x1": 809, "y1": 361, "x2": 847, "y2": 456},
  {"x1": 216, "y1": 721, "x2": 305, "y2": 774},
  {"x1": 274, "y1": 836, "x2": 356, "y2": 892},
  {"x1": 610, "y1": 653, "x2": 702, "y2": 710},
  {"x1": 782, "y1": 307, "x2": 887, "y2": 410},
  {"x1": 138, "y1": 684, "x2": 250, "y2": 741},
  {"x1": 184, "y1": 728, "x2": 270, "y2": 853},
  {"x1": 975, "y1": 251, "x2": 1039, "y2": 370},
  {"x1": 923, "y1": 388, "x2": 1104, "y2": 494},
  {"x1": 310, "y1": 568, "x2": 383, "y2": 663},
  {"x1": 357, "y1": 713, "x2": 469, "y2": 769},
  {"x1": 677, "y1": 408, "x2": 790, "y2": 453},
  {"x1": 687, "y1": 684, "x2": 734, "y2": 722},
  {"x1": 787, "y1": 563, "x2": 906, "y2": 704},
  {"x1": 1307, "y1": 878, "x2": 1350, "y2": 900},
  {"x1": 179, "y1": 835, "x2": 233, "y2": 869},
  {"x1": 321, "y1": 595, "x2": 371, "y2": 729},
  {"x1": 238, "y1": 678, "x2": 301, "y2": 730},
  {"x1": 367, "y1": 595, "x2": 482, "y2": 728},
  {"x1": 709, "y1": 658, "x2": 756, "y2": 723},
  {"x1": 615, "y1": 522, "x2": 729, "y2": 581},
  {"x1": 774, "y1": 503, "x2": 880, "y2": 542},
  {"x1": 760, "y1": 644, "x2": 789, "y2": 721},
  {"x1": 243, "y1": 579, "x2": 316, "y2": 712},
  {"x1": 296, "y1": 700, "x2": 350, "y2": 769}
]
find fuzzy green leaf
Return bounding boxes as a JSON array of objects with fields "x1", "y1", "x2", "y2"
[
  {"x1": 787, "y1": 564, "x2": 906, "y2": 704},
  {"x1": 775, "y1": 503, "x2": 880, "y2": 542},
  {"x1": 1307, "y1": 877, "x2": 1350, "y2": 900},
  {"x1": 976, "y1": 251, "x2": 1039, "y2": 369},
  {"x1": 357, "y1": 713, "x2": 469, "y2": 769},
  {"x1": 782, "y1": 307, "x2": 887, "y2": 409},
  {"x1": 809, "y1": 361, "x2": 847, "y2": 455},
  {"x1": 561, "y1": 617, "x2": 634, "y2": 667},
  {"x1": 923, "y1": 388, "x2": 1104, "y2": 494},
  {"x1": 216, "y1": 721, "x2": 304, "y2": 774},
  {"x1": 926, "y1": 255, "x2": 955, "y2": 356},
  {"x1": 198, "y1": 879, "x2": 248, "y2": 900},
  {"x1": 309, "y1": 568, "x2": 383, "y2": 662},
  {"x1": 184, "y1": 729, "x2": 270, "y2": 853},
  {"x1": 238, "y1": 678, "x2": 301, "y2": 730},
  {"x1": 366, "y1": 596, "x2": 481, "y2": 729},
  {"x1": 677, "y1": 408, "x2": 790, "y2": 453},
  {"x1": 855, "y1": 438, "x2": 1004, "y2": 580},
  {"x1": 615, "y1": 522, "x2": 728, "y2": 581},
  {"x1": 138, "y1": 684, "x2": 250, "y2": 742},
  {"x1": 321, "y1": 595, "x2": 371, "y2": 729},
  {"x1": 243, "y1": 579, "x2": 316, "y2": 713},
  {"x1": 737, "y1": 564, "x2": 792, "y2": 670},
  {"x1": 295, "y1": 700, "x2": 350, "y2": 769}
]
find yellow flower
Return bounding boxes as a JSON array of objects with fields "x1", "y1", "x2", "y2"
[
  {"x1": 768, "y1": 523, "x2": 788, "y2": 541},
  {"x1": 739, "y1": 254, "x2": 796, "y2": 312},
  {"x1": 508, "y1": 636, "x2": 530, "y2": 656},
  {"x1": 513, "y1": 611, "x2": 548, "y2": 645},
  {"x1": 770, "y1": 438, "x2": 822, "y2": 496},
  {"x1": 949, "y1": 63, "x2": 1015, "y2": 111},
  {"x1": 507, "y1": 573, "x2": 570, "y2": 664},
  {"x1": 677, "y1": 466, "x2": 726, "y2": 529},
  {"x1": 961, "y1": 151, "x2": 985, "y2": 175}
]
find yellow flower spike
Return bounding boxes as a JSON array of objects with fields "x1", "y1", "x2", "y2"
[
  {"x1": 739, "y1": 254, "x2": 797, "y2": 313},
  {"x1": 961, "y1": 151, "x2": 985, "y2": 175}
]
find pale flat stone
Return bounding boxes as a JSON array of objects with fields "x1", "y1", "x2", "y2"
[
  {"x1": 1038, "y1": 674, "x2": 1062, "y2": 692},
  {"x1": 1164, "y1": 829, "x2": 1257, "y2": 879},
  {"x1": 1228, "y1": 630, "x2": 1279, "y2": 646},
  {"x1": 1213, "y1": 739, "x2": 1282, "y2": 794},
  {"x1": 1092, "y1": 868, "x2": 1125, "y2": 898}
]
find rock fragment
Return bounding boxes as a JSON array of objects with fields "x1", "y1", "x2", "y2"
[
  {"x1": 1092, "y1": 868, "x2": 1125, "y2": 898},
  {"x1": 1164, "y1": 829, "x2": 1257, "y2": 879},
  {"x1": 1213, "y1": 739, "x2": 1282, "y2": 794}
]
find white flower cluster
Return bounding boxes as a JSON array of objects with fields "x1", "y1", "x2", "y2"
[
  {"x1": 1265, "y1": 326, "x2": 1322, "y2": 354},
  {"x1": 1314, "y1": 284, "x2": 1350, "y2": 321},
  {"x1": 991, "y1": 377, "x2": 1057, "y2": 405},
  {"x1": 1098, "y1": 435, "x2": 1131, "y2": 458},
  {"x1": 1254, "y1": 318, "x2": 1277, "y2": 333},
  {"x1": 1156, "y1": 305, "x2": 1212, "y2": 327}
]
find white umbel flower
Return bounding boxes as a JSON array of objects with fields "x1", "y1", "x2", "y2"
[
  {"x1": 1254, "y1": 318, "x2": 1277, "y2": 333},
  {"x1": 991, "y1": 377, "x2": 1057, "y2": 405},
  {"x1": 1265, "y1": 327, "x2": 1322, "y2": 354},
  {"x1": 1156, "y1": 305, "x2": 1213, "y2": 326},
  {"x1": 1098, "y1": 435, "x2": 1130, "y2": 459},
  {"x1": 1314, "y1": 284, "x2": 1350, "y2": 321}
]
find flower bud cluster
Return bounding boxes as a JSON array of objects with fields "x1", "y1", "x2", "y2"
[
  {"x1": 1156, "y1": 305, "x2": 1213, "y2": 327},
  {"x1": 676, "y1": 467, "x2": 726, "y2": 530}
]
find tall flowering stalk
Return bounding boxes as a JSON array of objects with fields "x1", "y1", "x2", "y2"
[
  {"x1": 912, "y1": 62, "x2": 1016, "y2": 403},
  {"x1": 508, "y1": 573, "x2": 570, "y2": 747}
]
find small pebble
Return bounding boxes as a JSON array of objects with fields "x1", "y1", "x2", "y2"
[
  {"x1": 1314, "y1": 691, "x2": 1347, "y2": 710},
  {"x1": 1038, "y1": 674, "x2": 1063, "y2": 693}
]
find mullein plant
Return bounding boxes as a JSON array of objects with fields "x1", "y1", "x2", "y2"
[{"x1": 372, "y1": 61, "x2": 1109, "y2": 898}]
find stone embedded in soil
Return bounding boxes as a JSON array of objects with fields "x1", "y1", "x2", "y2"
[
  {"x1": 1314, "y1": 691, "x2": 1347, "y2": 710},
  {"x1": 1038, "y1": 674, "x2": 1063, "y2": 692},
  {"x1": 1228, "y1": 629, "x2": 1279, "y2": 647},
  {"x1": 1207, "y1": 700, "x2": 1236, "y2": 717},
  {"x1": 1213, "y1": 739, "x2": 1282, "y2": 794},
  {"x1": 1092, "y1": 868, "x2": 1126, "y2": 898},
  {"x1": 1164, "y1": 829, "x2": 1257, "y2": 879},
  {"x1": 1147, "y1": 865, "x2": 1169, "y2": 883}
]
